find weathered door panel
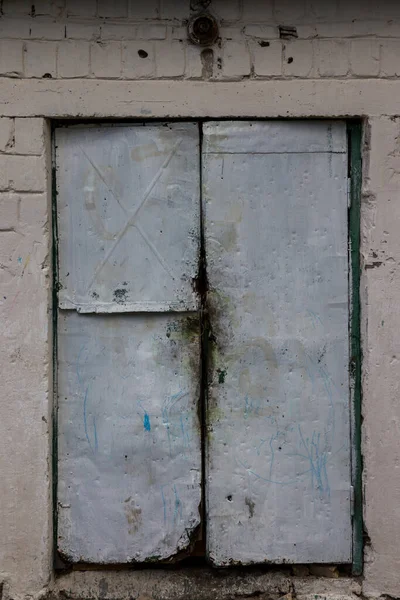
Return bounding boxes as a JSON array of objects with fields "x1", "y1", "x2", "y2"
[
  {"x1": 57, "y1": 311, "x2": 201, "y2": 563},
  {"x1": 203, "y1": 121, "x2": 351, "y2": 564},
  {"x1": 56, "y1": 122, "x2": 202, "y2": 564},
  {"x1": 55, "y1": 123, "x2": 200, "y2": 312}
]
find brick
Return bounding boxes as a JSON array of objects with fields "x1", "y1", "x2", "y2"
[
  {"x1": 159, "y1": 0, "x2": 189, "y2": 20},
  {"x1": 19, "y1": 194, "x2": 47, "y2": 228},
  {"x1": 274, "y1": 0, "x2": 306, "y2": 20},
  {"x1": 350, "y1": 40, "x2": 380, "y2": 76},
  {"x1": 98, "y1": 0, "x2": 128, "y2": 18},
  {"x1": 0, "y1": 156, "x2": 46, "y2": 192},
  {"x1": 244, "y1": 25, "x2": 279, "y2": 40},
  {"x1": 171, "y1": 26, "x2": 187, "y2": 40},
  {"x1": 185, "y1": 45, "x2": 205, "y2": 79},
  {"x1": 283, "y1": 40, "x2": 313, "y2": 77},
  {"x1": 0, "y1": 231, "x2": 24, "y2": 283},
  {"x1": 122, "y1": 42, "x2": 155, "y2": 78},
  {"x1": 221, "y1": 40, "x2": 251, "y2": 79},
  {"x1": 0, "y1": 40, "x2": 23, "y2": 77},
  {"x1": 381, "y1": 40, "x2": 400, "y2": 76},
  {"x1": 66, "y1": 0, "x2": 97, "y2": 16},
  {"x1": 350, "y1": 20, "x2": 400, "y2": 37},
  {"x1": 295, "y1": 24, "x2": 318, "y2": 38},
  {"x1": 66, "y1": 23, "x2": 101, "y2": 41},
  {"x1": 211, "y1": 0, "x2": 241, "y2": 22},
  {"x1": 24, "y1": 41, "x2": 57, "y2": 78},
  {"x1": 14, "y1": 119, "x2": 44, "y2": 155},
  {"x1": 337, "y1": 0, "x2": 400, "y2": 19},
  {"x1": 58, "y1": 41, "x2": 90, "y2": 78},
  {"x1": 366, "y1": 117, "x2": 400, "y2": 195},
  {"x1": 306, "y1": 0, "x2": 339, "y2": 19},
  {"x1": 323, "y1": 20, "x2": 400, "y2": 39},
  {"x1": 100, "y1": 24, "x2": 137, "y2": 40},
  {"x1": 0, "y1": 18, "x2": 31, "y2": 38},
  {"x1": 136, "y1": 24, "x2": 167, "y2": 39},
  {"x1": 129, "y1": 0, "x2": 160, "y2": 19},
  {"x1": 91, "y1": 42, "x2": 122, "y2": 78},
  {"x1": 33, "y1": 0, "x2": 65, "y2": 17},
  {"x1": 251, "y1": 40, "x2": 282, "y2": 77},
  {"x1": 0, "y1": 119, "x2": 14, "y2": 153},
  {"x1": 315, "y1": 40, "x2": 349, "y2": 77},
  {"x1": 314, "y1": 22, "x2": 354, "y2": 38},
  {"x1": 0, "y1": 193, "x2": 19, "y2": 231},
  {"x1": 29, "y1": 21, "x2": 66, "y2": 40},
  {"x1": 242, "y1": 0, "x2": 274, "y2": 22},
  {"x1": 1, "y1": 0, "x2": 31, "y2": 14},
  {"x1": 155, "y1": 41, "x2": 185, "y2": 77},
  {"x1": 219, "y1": 26, "x2": 243, "y2": 42}
]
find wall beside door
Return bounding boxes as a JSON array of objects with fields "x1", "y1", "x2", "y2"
[{"x1": 0, "y1": 1, "x2": 400, "y2": 599}]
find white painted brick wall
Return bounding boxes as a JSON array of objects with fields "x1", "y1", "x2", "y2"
[
  {"x1": 0, "y1": 115, "x2": 51, "y2": 600},
  {"x1": 14, "y1": 118, "x2": 45, "y2": 154},
  {"x1": 0, "y1": 0, "x2": 397, "y2": 80},
  {"x1": 91, "y1": 41, "x2": 122, "y2": 78},
  {"x1": 315, "y1": 40, "x2": 349, "y2": 77},
  {"x1": 122, "y1": 41, "x2": 155, "y2": 78},
  {"x1": 0, "y1": 192, "x2": 19, "y2": 230},
  {"x1": 350, "y1": 39, "x2": 380, "y2": 76},
  {"x1": 0, "y1": 118, "x2": 14, "y2": 151},
  {"x1": 283, "y1": 40, "x2": 313, "y2": 77},
  {"x1": 58, "y1": 40, "x2": 90, "y2": 77},
  {"x1": 24, "y1": 41, "x2": 57, "y2": 78},
  {"x1": 250, "y1": 40, "x2": 282, "y2": 77}
]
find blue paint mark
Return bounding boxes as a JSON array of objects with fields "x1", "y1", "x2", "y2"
[
  {"x1": 244, "y1": 396, "x2": 260, "y2": 419},
  {"x1": 298, "y1": 425, "x2": 330, "y2": 496},
  {"x1": 17, "y1": 256, "x2": 22, "y2": 264},
  {"x1": 173, "y1": 484, "x2": 183, "y2": 524},
  {"x1": 179, "y1": 413, "x2": 191, "y2": 450},
  {"x1": 162, "y1": 390, "x2": 188, "y2": 456},
  {"x1": 236, "y1": 456, "x2": 312, "y2": 486},
  {"x1": 78, "y1": 344, "x2": 97, "y2": 453},
  {"x1": 143, "y1": 412, "x2": 151, "y2": 432}
]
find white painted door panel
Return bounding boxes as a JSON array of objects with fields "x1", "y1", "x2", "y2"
[
  {"x1": 56, "y1": 122, "x2": 202, "y2": 564},
  {"x1": 203, "y1": 121, "x2": 351, "y2": 564},
  {"x1": 56, "y1": 123, "x2": 200, "y2": 312},
  {"x1": 57, "y1": 311, "x2": 201, "y2": 563}
]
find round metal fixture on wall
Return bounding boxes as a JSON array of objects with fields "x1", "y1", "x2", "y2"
[{"x1": 188, "y1": 13, "x2": 219, "y2": 46}]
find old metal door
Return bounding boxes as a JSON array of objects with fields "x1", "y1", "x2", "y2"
[
  {"x1": 56, "y1": 123, "x2": 202, "y2": 563},
  {"x1": 203, "y1": 121, "x2": 352, "y2": 565},
  {"x1": 56, "y1": 120, "x2": 353, "y2": 566}
]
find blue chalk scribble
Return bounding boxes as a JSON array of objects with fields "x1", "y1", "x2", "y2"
[{"x1": 143, "y1": 412, "x2": 151, "y2": 432}]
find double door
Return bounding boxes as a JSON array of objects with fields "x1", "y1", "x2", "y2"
[{"x1": 55, "y1": 121, "x2": 352, "y2": 565}]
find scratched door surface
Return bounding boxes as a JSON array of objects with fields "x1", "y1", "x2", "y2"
[
  {"x1": 203, "y1": 121, "x2": 352, "y2": 564},
  {"x1": 56, "y1": 123, "x2": 201, "y2": 563},
  {"x1": 56, "y1": 123, "x2": 200, "y2": 312}
]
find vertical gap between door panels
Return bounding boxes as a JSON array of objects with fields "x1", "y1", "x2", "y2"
[
  {"x1": 197, "y1": 121, "x2": 208, "y2": 559},
  {"x1": 51, "y1": 128, "x2": 60, "y2": 568},
  {"x1": 347, "y1": 121, "x2": 363, "y2": 576}
]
